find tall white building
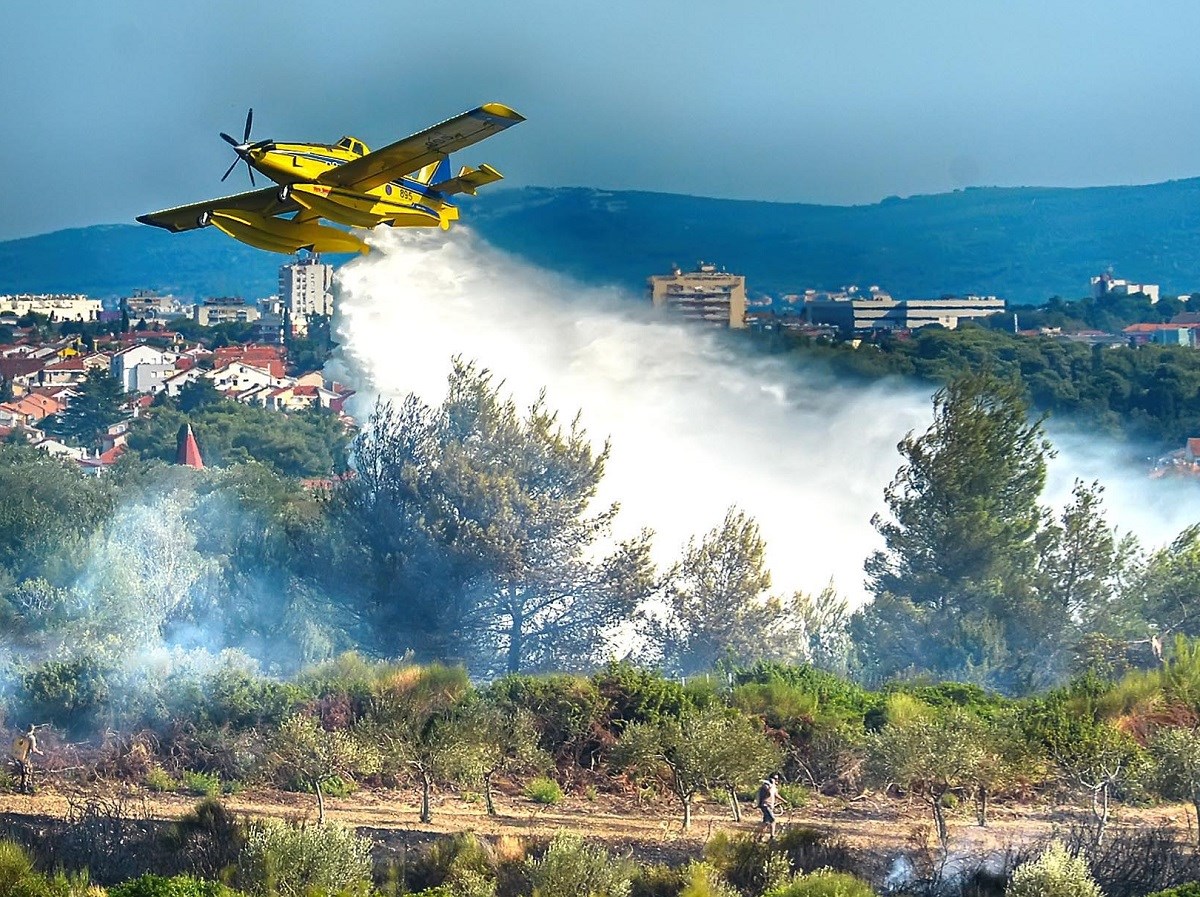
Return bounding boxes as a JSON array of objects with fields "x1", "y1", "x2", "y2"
[{"x1": 279, "y1": 256, "x2": 334, "y2": 336}]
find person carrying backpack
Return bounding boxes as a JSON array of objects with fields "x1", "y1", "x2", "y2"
[{"x1": 756, "y1": 773, "x2": 781, "y2": 838}]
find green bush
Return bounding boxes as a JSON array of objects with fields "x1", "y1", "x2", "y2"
[
  {"x1": 704, "y1": 832, "x2": 791, "y2": 897},
  {"x1": 764, "y1": 869, "x2": 875, "y2": 897},
  {"x1": 777, "y1": 783, "x2": 809, "y2": 808},
  {"x1": 18, "y1": 654, "x2": 114, "y2": 738},
  {"x1": 1148, "y1": 884, "x2": 1200, "y2": 897},
  {"x1": 180, "y1": 770, "x2": 222, "y2": 798},
  {"x1": 524, "y1": 777, "x2": 564, "y2": 805},
  {"x1": 145, "y1": 767, "x2": 178, "y2": 793},
  {"x1": 679, "y1": 862, "x2": 739, "y2": 897},
  {"x1": 409, "y1": 833, "x2": 498, "y2": 894},
  {"x1": 631, "y1": 863, "x2": 687, "y2": 897},
  {"x1": 486, "y1": 674, "x2": 605, "y2": 764},
  {"x1": 239, "y1": 820, "x2": 372, "y2": 897},
  {"x1": 109, "y1": 873, "x2": 244, "y2": 897},
  {"x1": 0, "y1": 840, "x2": 36, "y2": 894},
  {"x1": 732, "y1": 662, "x2": 878, "y2": 722},
  {"x1": 525, "y1": 832, "x2": 635, "y2": 897},
  {"x1": 592, "y1": 662, "x2": 690, "y2": 732},
  {"x1": 1007, "y1": 841, "x2": 1101, "y2": 897}
]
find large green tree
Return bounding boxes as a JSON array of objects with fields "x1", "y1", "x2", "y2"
[
  {"x1": 334, "y1": 360, "x2": 654, "y2": 674},
  {"x1": 855, "y1": 373, "x2": 1053, "y2": 689},
  {"x1": 48, "y1": 370, "x2": 125, "y2": 448},
  {"x1": 648, "y1": 507, "x2": 790, "y2": 676}
]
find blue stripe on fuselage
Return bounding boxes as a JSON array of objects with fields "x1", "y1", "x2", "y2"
[{"x1": 275, "y1": 150, "x2": 444, "y2": 200}]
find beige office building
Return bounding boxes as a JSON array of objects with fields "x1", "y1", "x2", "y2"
[
  {"x1": 649, "y1": 262, "x2": 747, "y2": 329},
  {"x1": 280, "y1": 256, "x2": 334, "y2": 336}
]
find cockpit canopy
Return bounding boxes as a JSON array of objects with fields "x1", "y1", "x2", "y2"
[{"x1": 335, "y1": 136, "x2": 369, "y2": 156}]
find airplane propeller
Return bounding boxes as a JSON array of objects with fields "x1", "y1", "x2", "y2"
[{"x1": 219, "y1": 108, "x2": 273, "y2": 186}]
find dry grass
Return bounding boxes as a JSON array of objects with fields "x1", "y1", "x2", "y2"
[{"x1": 0, "y1": 782, "x2": 1192, "y2": 864}]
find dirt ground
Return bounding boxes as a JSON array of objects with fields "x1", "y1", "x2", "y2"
[{"x1": 0, "y1": 778, "x2": 1193, "y2": 869}]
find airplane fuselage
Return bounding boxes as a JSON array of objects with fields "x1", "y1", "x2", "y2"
[{"x1": 248, "y1": 139, "x2": 456, "y2": 230}]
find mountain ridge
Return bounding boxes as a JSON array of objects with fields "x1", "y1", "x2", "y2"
[{"x1": 6, "y1": 179, "x2": 1200, "y2": 304}]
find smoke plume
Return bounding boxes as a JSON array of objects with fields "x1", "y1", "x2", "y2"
[{"x1": 331, "y1": 227, "x2": 1200, "y2": 605}]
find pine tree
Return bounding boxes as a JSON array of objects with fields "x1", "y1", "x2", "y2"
[{"x1": 49, "y1": 370, "x2": 124, "y2": 448}]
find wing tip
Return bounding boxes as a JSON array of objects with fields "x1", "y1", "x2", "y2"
[{"x1": 480, "y1": 102, "x2": 525, "y2": 124}]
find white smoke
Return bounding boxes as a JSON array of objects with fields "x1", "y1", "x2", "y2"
[{"x1": 330, "y1": 227, "x2": 1200, "y2": 605}]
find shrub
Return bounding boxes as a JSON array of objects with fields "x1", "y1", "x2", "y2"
[
  {"x1": 525, "y1": 832, "x2": 635, "y2": 897},
  {"x1": 764, "y1": 869, "x2": 876, "y2": 897},
  {"x1": 631, "y1": 863, "x2": 687, "y2": 897},
  {"x1": 1008, "y1": 842, "x2": 1102, "y2": 897},
  {"x1": 524, "y1": 777, "x2": 564, "y2": 805},
  {"x1": 239, "y1": 820, "x2": 372, "y2": 897},
  {"x1": 679, "y1": 862, "x2": 739, "y2": 897},
  {"x1": 18, "y1": 654, "x2": 114, "y2": 737},
  {"x1": 777, "y1": 784, "x2": 809, "y2": 808},
  {"x1": 165, "y1": 799, "x2": 246, "y2": 881},
  {"x1": 592, "y1": 662, "x2": 690, "y2": 732},
  {"x1": 409, "y1": 833, "x2": 498, "y2": 894},
  {"x1": 109, "y1": 874, "x2": 244, "y2": 897},
  {"x1": 0, "y1": 840, "x2": 36, "y2": 894},
  {"x1": 1149, "y1": 885, "x2": 1200, "y2": 897},
  {"x1": 180, "y1": 770, "x2": 222, "y2": 798},
  {"x1": 704, "y1": 832, "x2": 791, "y2": 897},
  {"x1": 486, "y1": 674, "x2": 606, "y2": 765},
  {"x1": 0, "y1": 840, "x2": 99, "y2": 897},
  {"x1": 772, "y1": 828, "x2": 860, "y2": 877},
  {"x1": 145, "y1": 767, "x2": 178, "y2": 793}
]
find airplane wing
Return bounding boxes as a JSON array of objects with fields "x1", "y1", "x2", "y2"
[
  {"x1": 318, "y1": 103, "x2": 524, "y2": 193},
  {"x1": 137, "y1": 187, "x2": 299, "y2": 232}
]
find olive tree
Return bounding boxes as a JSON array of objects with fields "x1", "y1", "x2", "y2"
[
  {"x1": 1151, "y1": 726, "x2": 1200, "y2": 841},
  {"x1": 616, "y1": 704, "x2": 780, "y2": 830},
  {"x1": 266, "y1": 713, "x2": 380, "y2": 824},
  {"x1": 867, "y1": 708, "x2": 986, "y2": 851},
  {"x1": 361, "y1": 663, "x2": 480, "y2": 823}
]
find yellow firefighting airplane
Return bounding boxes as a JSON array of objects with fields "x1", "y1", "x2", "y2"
[{"x1": 138, "y1": 103, "x2": 524, "y2": 255}]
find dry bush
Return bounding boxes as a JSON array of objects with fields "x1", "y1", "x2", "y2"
[{"x1": 1061, "y1": 822, "x2": 1200, "y2": 897}]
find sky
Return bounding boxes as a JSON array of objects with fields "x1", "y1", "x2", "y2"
[{"x1": 4, "y1": 0, "x2": 1200, "y2": 241}]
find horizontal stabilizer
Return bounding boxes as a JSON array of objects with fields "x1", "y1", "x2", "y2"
[{"x1": 430, "y1": 163, "x2": 504, "y2": 196}]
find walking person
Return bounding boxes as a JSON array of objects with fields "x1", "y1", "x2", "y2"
[
  {"x1": 756, "y1": 773, "x2": 781, "y2": 839},
  {"x1": 11, "y1": 725, "x2": 43, "y2": 794}
]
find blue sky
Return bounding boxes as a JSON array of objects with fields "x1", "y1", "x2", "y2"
[{"x1": 4, "y1": 0, "x2": 1200, "y2": 240}]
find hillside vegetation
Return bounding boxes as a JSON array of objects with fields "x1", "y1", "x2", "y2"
[{"x1": 7, "y1": 179, "x2": 1200, "y2": 302}]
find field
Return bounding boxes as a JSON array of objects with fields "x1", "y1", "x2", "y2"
[{"x1": 0, "y1": 779, "x2": 1192, "y2": 875}]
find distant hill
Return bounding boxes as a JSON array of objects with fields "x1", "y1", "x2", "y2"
[{"x1": 6, "y1": 180, "x2": 1200, "y2": 304}]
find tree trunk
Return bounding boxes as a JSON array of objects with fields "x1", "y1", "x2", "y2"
[
  {"x1": 508, "y1": 599, "x2": 524, "y2": 675},
  {"x1": 930, "y1": 794, "x2": 949, "y2": 853},
  {"x1": 421, "y1": 773, "x2": 432, "y2": 824},
  {"x1": 681, "y1": 793, "x2": 692, "y2": 831},
  {"x1": 315, "y1": 779, "x2": 325, "y2": 825},
  {"x1": 976, "y1": 786, "x2": 988, "y2": 827},
  {"x1": 485, "y1": 772, "x2": 497, "y2": 817},
  {"x1": 729, "y1": 786, "x2": 741, "y2": 822},
  {"x1": 1092, "y1": 784, "x2": 1110, "y2": 844}
]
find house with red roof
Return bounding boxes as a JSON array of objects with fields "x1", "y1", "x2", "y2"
[{"x1": 40, "y1": 355, "x2": 87, "y2": 385}]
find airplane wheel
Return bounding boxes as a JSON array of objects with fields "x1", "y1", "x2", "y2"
[
  {"x1": 278, "y1": 185, "x2": 290, "y2": 202},
  {"x1": 197, "y1": 211, "x2": 211, "y2": 227}
]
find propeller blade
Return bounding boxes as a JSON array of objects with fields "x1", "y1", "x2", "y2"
[
  {"x1": 243, "y1": 108, "x2": 253, "y2": 143},
  {"x1": 245, "y1": 159, "x2": 256, "y2": 187},
  {"x1": 220, "y1": 132, "x2": 239, "y2": 147},
  {"x1": 249, "y1": 139, "x2": 274, "y2": 151},
  {"x1": 220, "y1": 157, "x2": 240, "y2": 182}
]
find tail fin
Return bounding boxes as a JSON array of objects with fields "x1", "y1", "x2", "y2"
[
  {"x1": 430, "y1": 163, "x2": 504, "y2": 196},
  {"x1": 414, "y1": 156, "x2": 453, "y2": 187}
]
